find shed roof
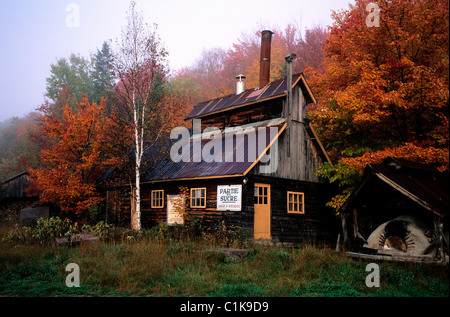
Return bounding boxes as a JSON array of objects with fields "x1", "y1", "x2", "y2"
[
  {"x1": 185, "y1": 73, "x2": 316, "y2": 120},
  {"x1": 141, "y1": 118, "x2": 287, "y2": 183}
]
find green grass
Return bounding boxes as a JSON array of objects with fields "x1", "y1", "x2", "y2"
[{"x1": 0, "y1": 223, "x2": 448, "y2": 297}]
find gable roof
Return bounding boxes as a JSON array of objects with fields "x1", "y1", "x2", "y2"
[
  {"x1": 342, "y1": 157, "x2": 449, "y2": 217},
  {"x1": 185, "y1": 73, "x2": 316, "y2": 120},
  {"x1": 141, "y1": 118, "x2": 287, "y2": 183}
]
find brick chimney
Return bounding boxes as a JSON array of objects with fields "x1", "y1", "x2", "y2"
[{"x1": 259, "y1": 30, "x2": 273, "y2": 88}]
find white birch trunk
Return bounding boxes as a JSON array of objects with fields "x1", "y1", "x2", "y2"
[{"x1": 132, "y1": 91, "x2": 142, "y2": 231}]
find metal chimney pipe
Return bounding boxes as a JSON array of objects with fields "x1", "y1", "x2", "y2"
[
  {"x1": 285, "y1": 53, "x2": 296, "y2": 158},
  {"x1": 259, "y1": 30, "x2": 273, "y2": 88},
  {"x1": 235, "y1": 74, "x2": 246, "y2": 94},
  {"x1": 284, "y1": 53, "x2": 296, "y2": 120}
]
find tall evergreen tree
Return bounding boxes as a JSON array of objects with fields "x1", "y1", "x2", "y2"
[{"x1": 92, "y1": 41, "x2": 116, "y2": 103}]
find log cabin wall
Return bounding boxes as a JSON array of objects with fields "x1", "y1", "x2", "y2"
[
  {"x1": 105, "y1": 174, "x2": 337, "y2": 246},
  {"x1": 140, "y1": 178, "x2": 247, "y2": 229},
  {"x1": 107, "y1": 177, "x2": 249, "y2": 229}
]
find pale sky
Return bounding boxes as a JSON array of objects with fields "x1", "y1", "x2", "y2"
[{"x1": 0, "y1": 0, "x2": 352, "y2": 121}]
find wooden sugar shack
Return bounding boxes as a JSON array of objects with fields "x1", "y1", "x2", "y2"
[{"x1": 101, "y1": 30, "x2": 338, "y2": 245}]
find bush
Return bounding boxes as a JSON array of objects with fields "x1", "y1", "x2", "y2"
[
  {"x1": 2, "y1": 217, "x2": 80, "y2": 245},
  {"x1": 81, "y1": 221, "x2": 110, "y2": 239}
]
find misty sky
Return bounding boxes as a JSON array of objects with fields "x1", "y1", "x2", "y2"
[{"x1": 0, "y1": 0, "x2": 352, "y2": 121}]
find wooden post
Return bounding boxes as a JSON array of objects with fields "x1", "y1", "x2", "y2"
[
  {"x1": 439, "y1": 221, "x2": 446, "y2": 262},
  {"x1": 352, "y1": 208, "x2": 358, "y2": 239},
  {"x1": 434, "y1": 216, "x2": 445, "y2": 261},
  {"x1": 435, "y1": 217, "x2": 446, "y2": 262},
  {"x1": 341, "y1": 212, "x2": 348, "y2": 249},
  {"x1": 335, "y1": 234, "x2": 341, "y2": 252}
]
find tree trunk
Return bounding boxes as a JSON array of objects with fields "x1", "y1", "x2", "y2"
[
  {"x1": 134, "y1": 161, "x2": 141, "y2": 230},
  {"x1": 132, "y1": 95, "x2": 142, "y2": 231}
]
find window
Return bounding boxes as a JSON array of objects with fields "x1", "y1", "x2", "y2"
[
  {"x1": 190, "y1": 188, "x2": 206, "y2": 208},
  {"x1": 151, "y1": 190, "x2": 164, "y2": 208},
  {"x1": 254, "y1": 184, "x2": 269, "y2": 205},
  {"x1": 287, "y1": 191, "x2": 304, "y2": 214}
]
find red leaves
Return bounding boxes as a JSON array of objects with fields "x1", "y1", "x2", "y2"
[
  {"x1": 341, "y1": 143, "x2": 449, "y2": 173},
  {"x1": 308, "y1": 0, "x2": 449, "y2": 164},
  {"x1": 30, "y1": 95, "x2": 125, "y2": 216}
]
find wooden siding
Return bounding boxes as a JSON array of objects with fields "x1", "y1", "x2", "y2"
[
  {"x1": 107, "y1": 178, "x2": 247, "y2": 229},
  {"x1": 1, "y1": 172, "x2": 33, "y2": 199},
  {"x1": 251, "y1": 85, "x2": 323, "y2": 182},
  {"x1": 106, "y1": 175, "x2": 338, "y2": 246},
  {"x1": 247, "y1": 175, "x2": 338, "y2": 245}
]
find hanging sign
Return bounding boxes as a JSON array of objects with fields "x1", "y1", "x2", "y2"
[{"x1": 217, "y1": 185, "x2": 242, "y2": 211}]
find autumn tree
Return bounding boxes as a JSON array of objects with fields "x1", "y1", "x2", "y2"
[
  {"x1": 308, "y1": 0, "x2": 449, "y2": 212},
  {"x1": 172, "y1": 24, "x2": 328, "y2": 100},
  {"x1": 295, "y1": 24, "x2": 329, "y2": 74},
  {"x1": 167, "y1": 72, "x2": 203, "y2": 109},
  {"x1": 113, "y1": 1, "x2": 170, "y2": 230},
  {"x1": 29, "y1": 95, "x2": 125, "y2": 218}
]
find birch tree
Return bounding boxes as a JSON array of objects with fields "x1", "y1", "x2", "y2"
[{"x1": 113, "y1": 1, "x2": 168, "y2": 230}]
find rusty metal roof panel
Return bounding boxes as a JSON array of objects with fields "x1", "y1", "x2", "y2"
[
  {"x1": 142, "y1": 118, "x2": 287, "y2": 182},
  {"x1": 185, "y1": 74, "x2": 303, "y2": 119}
]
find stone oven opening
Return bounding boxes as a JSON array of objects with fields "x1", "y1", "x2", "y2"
[{"x1": 364, "y1": 216, "x2": 434, "y2": 255}]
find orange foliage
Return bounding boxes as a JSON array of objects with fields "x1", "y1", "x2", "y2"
[
  {"x1": 29, "y1": 95, "x2": 126, "y2": 217},
  {"x1": 341, "y1": 143, "x2": 449, "y2": 173},
  {"x1": 308, "y1": 0, "x2": 449, "y2": 164},
  {"x1": 173, "y1": 24, "x2": 328, "y2": 102}
]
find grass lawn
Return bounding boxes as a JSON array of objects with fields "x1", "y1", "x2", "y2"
[{"x1": 0, "y1": 222, "x2": 448, "y2": 297}]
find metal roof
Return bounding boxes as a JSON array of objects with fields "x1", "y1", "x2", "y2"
[
  {"x1": 141, "y1": 118, "x2": 287, "y2": 182},
  {"x1": 185, "y1": 73, "x2": 316, "y2": 120}
]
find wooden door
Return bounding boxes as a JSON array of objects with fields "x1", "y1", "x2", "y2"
[{"x1": 254, "y1": 183, "x2": 271, "y2": 239}]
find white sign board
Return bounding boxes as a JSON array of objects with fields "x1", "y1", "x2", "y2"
[
  {"x1": 167, "y1": 195, "x2": 185, "y2": 226},
  {"x1": 217, "y1": 185, "x2": 242, "y2": 211}
]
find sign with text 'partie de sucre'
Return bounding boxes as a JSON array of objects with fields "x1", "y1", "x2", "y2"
[{"x1": 217, "y1": 185, "x2": 242, "y2": 211}]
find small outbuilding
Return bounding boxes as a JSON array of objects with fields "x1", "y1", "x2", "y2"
[{"x1": 1, "y1": 171, "x2": 34, "y2": 199}]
